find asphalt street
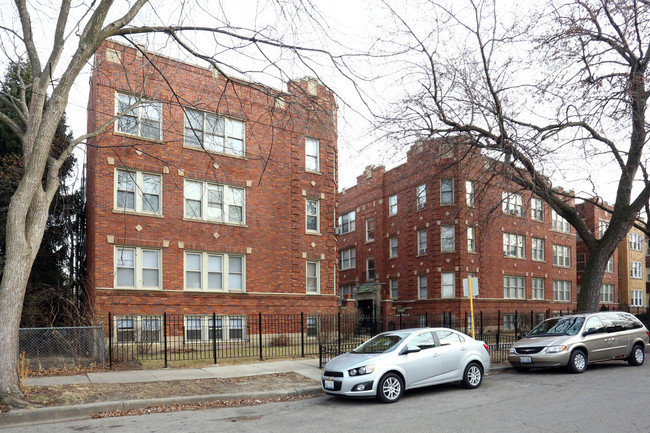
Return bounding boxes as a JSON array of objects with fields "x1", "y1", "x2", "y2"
[{"x1": 5, "y1": 362, "x2": 650, "y2": 433}]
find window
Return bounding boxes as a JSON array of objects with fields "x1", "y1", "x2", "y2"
[
  {"x1": 416, "y1": 184, "x2": 427, "y2": 210},
  {"x1": 503, "y1": 233, "x2": 525, "y2": 258},
  {"x1": 441, "y1": 225, "x2": 455, "y2": 252},
  {"x1": 576, "y1": 253, "x2": 586, "y2": 271},
  {"x1": 366, "y1": 258, "x2": 375, "y2": 280},
  {"x1": 340, "y1": 285, "x2": 353, "y2": 301},
  {"x1": 115, "y1": 315, "x2": 162, "y2": 343},
  {"x1": 339, "y1": 248, "x2": 356, "y2": 270},
  {"x1": 184, "y1": 316, "x2": 243, "y2": 341},
  {"x1": 417, "y1": 230, "x2": 428, "y2": 255},
  {"x1": 502, "y1": 192, "x2": 524, "y2": 217},
  {"x1": 185, "y1": 317, "x2": 202, "y2": 341},
  {"x1": 390, "y1": 279, "x2": 399, "y2": 299},
  {"x1": 441, "y1": 272, "x2": 455, "y2": 298},
  {"x1": 116, "y1": 317, "x2": 135, "y2": 343},
  {"x1": 229, "y1": 317, "x2": 245, "y2": 340},
  {"x1": 306, "y1": 199, "x2": 320, "y2": 233},
  {"x1": 552, "y1": 210, "x2": 571, "y2": 233},
  {"x1": 439, "y1": 142, "x2": 454, "y2": 158},
  {"x1": 115, "y1": 247, "x2": 161, "y2": 289},
  {"x1": 306, "y1": 261, "x2": 320, "y2": 293},
  {"x1": 115, "y1": 170, "x2": 162, "y2": 214},
  {"x1": 504, "y1": 275, "x2": 525, "y2": 299},
  {"x1": 467, "y1": 226, "x2": 476, "y2": 253},
  {"x1": 441, "y1": 179, "x2": 454, "y2": 205},
  {"x1": 631, "y1": 290, "x2": 644, "y2": 307},
  {"x1": 531, "y1": 198, "x2": 544, "y2": 221},
  {"x1": 365, "y1": 218, "x2": 375, "y2": 242},
  {"x1": 465, "y1": 181, "x2": 475, "y2": 207},
  {"x1": 184, "y1": 252, "x2": 245, "y2": 292},
  {"x1": 305, "y1": 137, "x2": 320, "y2": 172},
  {"x1": 600, "y1": 284, "x2": 614, "y2": 303},
  {"x1": 184, "y1": 108, "x2": 245, "y2": 157},
  {"x1": 630, "y1": 261, "x2": 643, "y2": 279},
  {"x1": 532, "y1": 278, "x2": 544, "y2": 300},
  {"x1": 553, "y1": 245, "x2": 571, "y2": 268},
  {"x1": 606, "y1": 256, "x2": 614, "y2": 273},
  {"x1": 630, "y1": 233, "x2": 643, "y2": 251},
  {"x1": 184, "y1": 180, "x2": 245, "y2": 224},
  {"x1": 306, "y1": 316, "x2": 319, "y2": 337},
  {"x1": 388, "y1": 195, "x2": 398, "y2": 216},
  {"x1": 116, "y1": 93, "x2": 162, "y2": 140},
  {"x1": 553, "y1": 280, "x2": 571, "y2": 302},
  {"x1": 531, "y1": 238, "x2": 545, "y2": 261},
  {"x1": 339, "y1": 211, "x2": 356, "y2": 234},
  {"x1": 598, "y1": 220, "x2": 609, "y2": 238},
  {"x1": 503, "y1": 314, "x2": 518, "y2": 330},
  {"x1": 418, "y1": 275, "x2": 428, "y2": 299},
  {"x1": 389, "y1": 237, "x2": 398, "y2": 258}
]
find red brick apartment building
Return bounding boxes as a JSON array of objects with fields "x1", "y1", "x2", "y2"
[
  {"x1": 86, "y1": 41, "x2": 339, "y2": 333},
  {"x1": 337, "y1": 140, "x2": 578, "y2": 324}
]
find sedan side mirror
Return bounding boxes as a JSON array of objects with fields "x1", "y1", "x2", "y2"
[{"x1": 400, "y1": 345, "x2": 421, "y2": 355}]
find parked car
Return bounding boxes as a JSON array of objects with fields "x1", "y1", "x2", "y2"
[
  {"x1": 508, "y1": 312, "x2": 650, "y2": 373},
  {"x1": 321, "y1": 328, "x2": 491, "y2": 403}
]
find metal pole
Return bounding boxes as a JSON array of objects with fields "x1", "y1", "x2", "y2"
[
  {"x1": 108, "y1": 312, "x2": 113, "y2": 369},
  {"x1": 497, "y1": 310, "x2": 501, "y2": 349},
  {"x1": 259, "y1": 313, "x2": 263, "y2": 361},
  {"x1": 163, "y1": 312, "x2": 168, "y2": 369},
  {"x1": 212, "y1": 313, "x2": 217, "y2": 365},
  {"x1": 301, "y1": 312, "x2": 305, "y2": 358},
  {"x1": 337, "y1": 312, "x2": 341, "y2": 355}
]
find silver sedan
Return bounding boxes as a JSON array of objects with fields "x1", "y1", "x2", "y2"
[{"x1": 321, "y1": 327, "x2": 491, "y2": 403}]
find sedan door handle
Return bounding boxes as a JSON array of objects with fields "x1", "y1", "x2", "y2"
[
  {"x1": 433, "y1": 353, "x2": 441, "y2": 358},
  {"x1": 461, "y1": 346, "x2": 468, "y2": 351}
]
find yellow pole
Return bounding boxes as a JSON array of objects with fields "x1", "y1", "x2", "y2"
[{"x1": 469, "y1": 277, "x2": 475, "y2": 339}]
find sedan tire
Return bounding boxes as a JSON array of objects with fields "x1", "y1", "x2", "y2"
[
  {"x1": 567, "y1": 350, "x2": 587, "y2": 374},
  {"x1": 627, "y1": 344, "x2": 645, "y2": 367},
  {"x1": 462, "y1": 362, "x2": 483, "y2": 389},
  {"x1": 376, "y1": 373, "x2": 404, "y2": 403}
]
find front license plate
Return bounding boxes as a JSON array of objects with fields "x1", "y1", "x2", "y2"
[
  {"x1": 520, "y1": 356, "x2": 532, "y2": 363},
  {"x1": 324, "y1": 379, "x2": 335, "y2": 389}
]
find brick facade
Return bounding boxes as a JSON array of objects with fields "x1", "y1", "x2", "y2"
[{"x1": 86, "y1": 41, "x2": 339, "y2": 326}]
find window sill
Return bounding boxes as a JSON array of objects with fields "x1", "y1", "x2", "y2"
[
  {"x1": 365, "y1": 239, "x2": 375, "y2": 244},
  {"x1": 416, "y1": 253, "x2": 428, "y2": 257},
  {"x1": 183, "y1": 218, "x2": 248, "y2": 228},
  {"x1": 183, "y1": 144, "x2": 246, "y2": 160},
  {"x1": 113, "y1": 209, "x2": 164, "y2": 218},
  {"x1": 441, "y1": 250, "x2": 455, "y2": 254},
  {"x1": 182, "y1": 289, "x2": 247, "y2": 294},
  {"x1": 305, "y1": 170, "x2": 321, "y2": 175},
  {"x1": 531, "y1": 258, "x2": 545, "y2": 263},
  {"x1": 113, "y1": 286, "x2": 163, "y2": 291},
  {"x1": 504, "y1": 255, "x2": 526, "y2": 260},
  {"x1": 306, "y1": 231, "x2": 322, "y2": 236},
  {"x1": 114, "y1": 131, "x2": 164, "y2": 144}
]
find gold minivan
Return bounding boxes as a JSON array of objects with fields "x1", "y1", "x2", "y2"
[{"x1": 508, "y1": 312, "x2": 649, "y2": 373}]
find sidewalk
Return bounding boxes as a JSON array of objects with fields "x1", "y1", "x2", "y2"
[{"x1": 1, "y1": 358, "x2": 324, "y2": 428}]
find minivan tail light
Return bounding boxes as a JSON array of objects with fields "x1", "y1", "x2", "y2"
[{"x1": 483, "y1": 343, "x2": 490, "y2": 353}]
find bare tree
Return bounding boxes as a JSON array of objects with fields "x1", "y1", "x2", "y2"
[
  {"x1": 0, "y1": 0, "x2": 359, "y2": 407},
  {"x1": 379, "y1": 0, "x2": 650, "y2": 313}
]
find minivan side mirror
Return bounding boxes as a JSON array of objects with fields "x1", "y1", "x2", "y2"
[{"x1": 400, "y1": 345, "x2": 421, "y2": 355}]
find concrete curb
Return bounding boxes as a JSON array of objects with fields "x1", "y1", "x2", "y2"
[{"x1": 0, "y1": 386, "x2": 323, "y2": 428}]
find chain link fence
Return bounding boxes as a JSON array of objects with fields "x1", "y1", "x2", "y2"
[{"x1": 19, "y1": 326, "x2": 105, "y2": 370}]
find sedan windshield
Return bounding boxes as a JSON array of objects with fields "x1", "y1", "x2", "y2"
[
  {"x1": 352, "y1": 334, "x2": 405, "y2": 354},
  {"x1": 528, "y1": 317, "x2": 585, "y2": 337}
]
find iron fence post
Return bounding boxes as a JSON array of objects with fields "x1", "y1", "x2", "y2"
[
  {"x1": 515, "y1": 310, "x2": 519, "y2": 338},
  {"x1": 301, "y1": 312, "x2": 305, "y2": 358},
  {"x1": 108, "y1": 312, "x2": 113, "y2": 369},
  {"x1": 338, "y1": 312, "x2": 341, "y2": 355},
  {"x1": 399, "y1": 311, "x2": 403, "y2": 329},
  {"x1": 163, "y1": 312, "x2": 168, "y2": 368},
  {"x1": 212, "y1": 312, "x2": 217, "y2": 365},
  {"x1": 259, "y1": 313, "x2": 263, "y2": 361},
  {"x1": 425, "y1": 312, "x2": 428, "y2": 328},
  {"x1": 464, "y1": 311, "x2": 468, "y2": 334},
  {"x1": 497, "y1": 310, "x2": 501, "y2": 349}
]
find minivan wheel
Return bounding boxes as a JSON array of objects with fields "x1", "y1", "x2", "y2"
[
  {"x1": 628, "y1": 344, "x2": 645, "y2": 366},
  {"x1": 376, "y1": 373, "x2": 404, "y2": 403},
  {"x1": 567, "y1": 350, "x2": 587, "y2": 374},
  {"x1": 462, "y1": 362, "x2": 483, "y2": 389}
]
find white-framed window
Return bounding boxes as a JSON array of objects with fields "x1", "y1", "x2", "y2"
[
  {"x1": 551, "y1": 210, "x2": 571, "y2": 233},
  {"x1": 305, "y1": 137, "x2": 320, "y2": 172},
  {"x1": 115, "y1": 315, "x2": 162, "y2": 343},
  {"x1": 467, "y1": 226, "x2": 476, "y2": 253},
  {"x1": 340, "y1": 284, "x2": 353, "y2": 301},
  {"x1": 182, "y1": 315, "x2": 245, "y2": 342},
  {"x1": 339, "y1": 248, "x2": 356, "y2": 270},
  {"x1": 606, "y1": 256, "x2": 614, "y2": 273},
  {"x1": 630, "y1": 233, "x2": 644, "y2": 251},
  {"x1": 388, "y1": 195, "x2": 398, "y2": 216},
  {"x1": 416, "y1": 184, "x2": 427, "y2": 210},
  {"x1": 365, "y1": 218, "x2": 375, "y2": 242},
  {"x1": 116, "y1": 93, "x2": 163, "y2": 140},
  {"x1": 184, "y1": 251, "x2": 245, "y2": 292},
  {"x1": 390, "y1": 278, "x2": 399, "y2": 299},
  {"x1": 531, "y1": 198, "x2": 544, "y2": 221},
  {"x1": 553, "y1": 280, "x2": 571, "y2": 302},
  {"x1": 553, "y1": 245, "x2": 571, "y2": 268},
  {"x1": 306, "y1": 260, "x2": 320, "y2": 293},
  {"x1": 338, "y1": 211, "x2": 355, "y2": 234},
  {"x1": 503, "y1": 233, "x2": 525, "y2": 258},
  {"x1": 184, "y1": 180, "x2": 245, "y2": 224},
  {"x1": 417, "y1": 229, "x2": 428, "y2": 255},
  {"x1": 532, "y1": 237, "x2": 545, "y2": 261},
  {"x1": 184, "y1": 108, "x2": 245, "y2": 157},
  {"x1": 441, "y1": 179, "x2": 454, "y2": 205},
  {"x1": 439, "y1": 142, "x2": 454, "y2": 158},
  {"x1": 115, "y1": 247, "x2": 161, "y2": 289},
  {"x1": 418, "y1": 275, "x2": 428, "y2": 299},
  {"x1": 598, "y1": 220, "x2": 609, "y2": 238},
  {"x1": 600, "y1": 284, "x2": 614, "y2": 303},
  {"x1": 577, "y1": 253, "x2": 586, "y2": 271},
  {"x1": 389, "y1": 237, "x2": 398, "y2": 258},
  {"x1": 630, "y1": 261, "x2": 644, "y2": 279},
  {"x1": 441, "y1": 225, "x2": 455, "y2": 252},
  {"x1": 441, "y1": 272, "x2": 455, "y2": 298},
  {"x1": 631, "y1": 289, "x2": 644, "y2": 307},
  {"x1": 306, "y1": 198, "x2": 320, "y2": 233},
  {"x1": 306, "y1": 316, "x2": 320, "y2": 337},
  {"x1": 502, "y1": 192, "x2": 524, "y2": 217},
  {"x1": 503, "y1": 314, "x2": 518, "y2": 330},
  {"x1": 532, "y1": 277, "x2": 544, "y2": 300},
  {"x1": 465, "y1": 181, "x2": 475, "y2": 207},
  {"x1": 504, "y1": 275, "x2": 525, "y2": 299},
  {"x1": 366, "y1": 258, "x2": 375, "y2": 280},
  {"x1": 115, "y1": 169, "x2": 162, "y2": 215}
]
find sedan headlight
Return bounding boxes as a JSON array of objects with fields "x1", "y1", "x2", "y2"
[
  {"x1": 509, "y1": 347, "x2": 516, "y2": 354},
  {"x1": 545, "y1": 345, "x2": 567, "y2": 354},
  {"x1": 348, "y1": 365, "x2": 375, "y2": 376}
]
